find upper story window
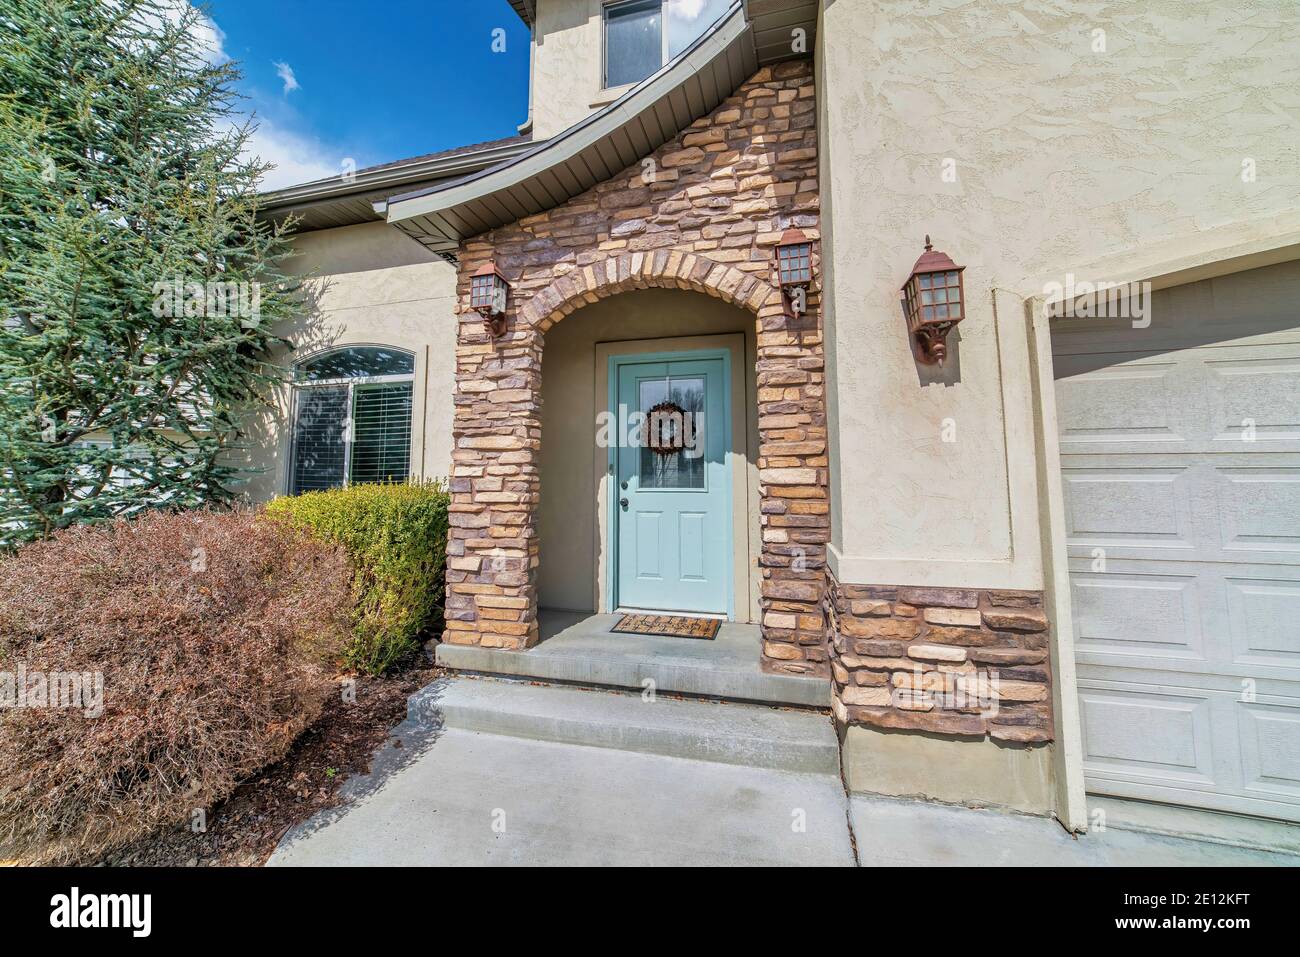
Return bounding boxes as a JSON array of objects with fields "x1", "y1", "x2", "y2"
[
  {"x1": 604, "y1": 0, "x2": 663, "y2": 89},
  {"x1": 289, "y1": 347, "x2": 415, "y2": 495},
  {"x1": 602, "y1": 0, "x2": 733, "y2": 90}
]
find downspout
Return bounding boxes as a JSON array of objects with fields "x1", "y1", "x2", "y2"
[{"x1": 517, "y1": 22, "x2": 535, "y2": 135}]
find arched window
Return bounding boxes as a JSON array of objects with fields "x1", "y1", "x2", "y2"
[{"x1": 289, "y1": 346, "x2": 415, "y2": 495}]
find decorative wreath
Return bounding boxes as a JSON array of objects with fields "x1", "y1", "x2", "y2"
[{"x1": 642, "y1": 400, "x2": 695, "y2": 456}]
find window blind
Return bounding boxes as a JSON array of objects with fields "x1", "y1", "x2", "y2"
[
  {"x1": 348, "y1": 383, "x2": 413, "y2": 485},
  {"x1": 291, "y1": 385, "x2": 349, "y2": 494}
]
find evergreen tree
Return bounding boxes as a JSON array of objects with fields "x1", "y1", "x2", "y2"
[{"x1": 0, "y1": 0, "x2": 298, "y2": 546}]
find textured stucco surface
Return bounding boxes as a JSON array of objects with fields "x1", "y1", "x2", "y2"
[
  {"x1": 239, "y1": 222, "x2": 458, "y2": 501},
  {"x1": 531, "y1": 0, "x2": 607, "y2": 139},
  {"x1": 817, "y1": 0, "x2": 1300, "y2": 588}
]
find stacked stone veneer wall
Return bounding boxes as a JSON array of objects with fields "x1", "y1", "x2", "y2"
[
  {"x1": 445, "y1": 60, "x2": 829, "y2": 674},
  {"x1": 826, "y1": 571, "x2": 1054, "y2": 742}
]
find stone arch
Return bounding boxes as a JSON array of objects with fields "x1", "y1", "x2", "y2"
[
  {"x1": 520, "y1": 252, "x2": 781, "y2": 333},
  {"x1": 446, "y1": 254, "x2": 830, "y2": 674}
]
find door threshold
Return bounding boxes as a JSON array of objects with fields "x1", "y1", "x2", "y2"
[{"x1": 614, "y1": 607, "x2": 728, "y2": 621}]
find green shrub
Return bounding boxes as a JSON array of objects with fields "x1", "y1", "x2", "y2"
[{"x1": 265, "y1": 481, "x2": 450, "y2": 675}]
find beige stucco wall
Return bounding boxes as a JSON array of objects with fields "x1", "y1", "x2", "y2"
[
  {"x1": 239, "y1": 221, "x2": 458, "y2": 502},
  {"x1": 531, "y1": 0, "x2": 613, "y2": 140},
  {"x1": 816, "y1": 0, "x2": 1300, "y2": 591},
  {"x1": 537, "y1": 289, "x2": 760, "y2": 618}
]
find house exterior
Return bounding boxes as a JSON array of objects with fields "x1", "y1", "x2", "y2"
[{"x1": 254, "y1": 0, "x2": 1300, "y2": 833}]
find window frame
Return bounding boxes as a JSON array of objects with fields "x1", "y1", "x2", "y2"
[
  {"x1": 601, "y1": 0, "x2": 668, "y2": 92},
  {"x1": 287, "y1": 346, "x2": 416, "y2": 495}
]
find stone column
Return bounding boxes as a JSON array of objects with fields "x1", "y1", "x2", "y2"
[
  {"x1": 442, "y1": 302, "x2": 542, "y2": 650},
  {"x1": 755, "y1": 290, "x2": 830, "y2": 676}
]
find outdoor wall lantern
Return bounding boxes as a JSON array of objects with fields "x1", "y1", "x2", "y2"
[
  {"x1": 775, "y1": 228, "x2": 814, "y2": 315},
  {"x1": 901, "y1": 236, "x2": 966, "y2": 365},
  {"x1": 470, "y1": 262, "x2": 510, "y2": 337}
]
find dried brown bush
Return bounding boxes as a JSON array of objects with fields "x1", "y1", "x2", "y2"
[{"x1": 0, "y1": 508, "x2": 353, "y2": 864}]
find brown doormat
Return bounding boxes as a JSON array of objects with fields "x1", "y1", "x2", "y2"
[{"x1": 612, "y1": 613, "x2": 722, "y2": 640}]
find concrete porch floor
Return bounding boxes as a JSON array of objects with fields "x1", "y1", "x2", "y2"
[{"x1": 435, "y1": 610, "x2": 830, "y2": 707}]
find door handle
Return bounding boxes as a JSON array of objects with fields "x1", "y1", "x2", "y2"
[{"x1": 619, "y1": 497, "x2": 629, "y2": 509}]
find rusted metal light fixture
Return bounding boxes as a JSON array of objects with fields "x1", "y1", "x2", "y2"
[
  {"x1": 775, "y1": 228, "x2": 814, "y2": 315},
  {"x1": 901, "y1": 236, "x2": 966, "y2": 365},
  {"x1": 470, "y1": 262, "x2": 510, "y2": 337}
]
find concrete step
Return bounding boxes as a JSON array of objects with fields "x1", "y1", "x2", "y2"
[
  {"x1": 435, "y1": 613, "x2": 830, "y2": 708},
  {"x1": 409, "y1": 676, "x2": 841, "y2": 775}
]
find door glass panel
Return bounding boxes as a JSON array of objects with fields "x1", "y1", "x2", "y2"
[{"x1": 638, "y1": 375, "x2": 705, "y2": 489}]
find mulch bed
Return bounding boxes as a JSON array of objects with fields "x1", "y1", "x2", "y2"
[{"x1": 99, "y1": 665, "x2": 439, "y2": 867}]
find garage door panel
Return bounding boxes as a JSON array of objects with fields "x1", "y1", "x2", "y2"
[
  {"x1": 1070, "y1": 572, "x2": 1202, "y2": 662},
  {"x1": 1054, "y1": 261, "x2": 1300, "y2": 822},
  {"x1": 1204, "y1": 264, "x2": 1300, "y2": 333},
  {"x1": 1238, "y1": 702, "x2": 1300, "y2": 801},
  {"x1": 1069, "y1": 562, "x2": 1300, "y2": 679},
  {"x1": 1216, "y1": 468, "x2": 1300, "y2": 554},
  {"x1": 1062, "y1": 459, "x2": 1300, "y2": 564},
  {"x1": 1054, "y1": 357, "x2": 1184, "y2": 449},
  {"x1": 1078, "y1": 687, "x2": 1215, "y2": 784},
  {"x1": 1205, "y1": 354, "x2": 1300, "y2": 446},
  {"x1": 1062, "y1": 467, "x2": 1191, "y2": 546},
  {"x1": 1226, "y1": 577, "x2": 1300, "y2": 669}
]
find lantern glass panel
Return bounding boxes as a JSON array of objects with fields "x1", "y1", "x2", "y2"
[
  {"x1": 778, "y1": 243, "x2": 812, "y2": 285},
  {"x1": 471, "y1": 274, "x2": 498, "y2": 311}
]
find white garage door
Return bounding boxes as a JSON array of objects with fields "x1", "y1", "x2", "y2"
[{"x1": 1053, "y1": 261, "x2": 1300, "y2": 823}]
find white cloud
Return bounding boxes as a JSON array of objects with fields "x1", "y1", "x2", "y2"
[
  {"x1": 148, "y1": 0, "x2": 228, "y2": 66},
  {"x1": 181, "y1": 6, "x2": 340, "y2": 192},
  {"x1": 273, "y1": 61, "x2": 300, "y2": 95},
  {"x1": 666, "y1": 0, "x2": 707, "y2": 21},
  {"x1": 190, "y1": 11, "x2": 229, "y2": 66},
  {"x1": 665, "y1": 0, "x2": 732, "y2": 55},
  {"x1": 242, "y1": 119, "x2": 340, "y2": 191}
]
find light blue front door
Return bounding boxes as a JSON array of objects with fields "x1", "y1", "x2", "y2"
[{"x1": 614, "y1": 352, "x2": 730, "y2": 615}]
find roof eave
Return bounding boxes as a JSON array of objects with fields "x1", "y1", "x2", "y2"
[
  {"x1": 507, "y1": 1, "x2": 535, "y2": 26},
  {"x1": 258, "y1": 138, "x2": 538, "y2": 217}
]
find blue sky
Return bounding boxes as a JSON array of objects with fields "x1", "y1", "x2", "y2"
[
  {"x1": 193, "y1": 0, "x2": 734, "y2": 190},
  {"x1": 196, "y1": 0, "x2": 532, "y2": 189}
]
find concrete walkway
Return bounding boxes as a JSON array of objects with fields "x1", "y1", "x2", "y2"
[
  {"x1": 269, "y1": 675, "x2": 1300, "y2": 867},
  {"x1": 852, "y1": 794, "x2": 1300, "y2": 867},
  {"x1": 269, "y1": 680, "x2": 855, "y2": 866}
]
